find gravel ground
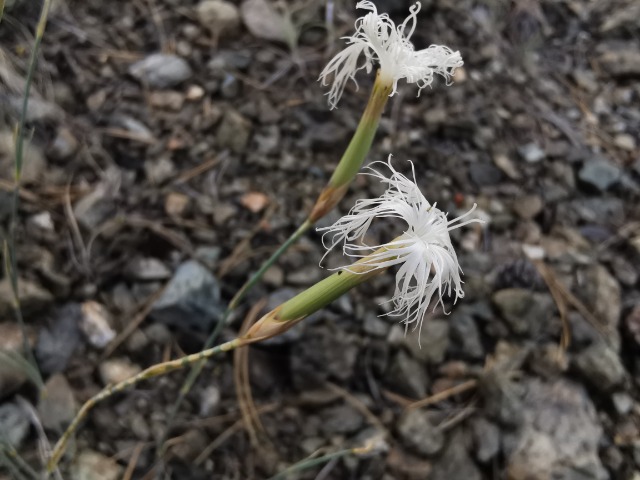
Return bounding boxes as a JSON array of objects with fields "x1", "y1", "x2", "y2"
[{"x1": 1, "y1": 0, "x2": 639, "y2": 479}]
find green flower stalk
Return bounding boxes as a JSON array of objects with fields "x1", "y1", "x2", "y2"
[
  {"x1": 311, "y1": 1, "x2": 463, "y2": 219},
  {"x1": 165, "y1": 0, "x2": 464, "y2": 451},
  {"x1": 309, "y1": 74, "x2": 392, "y2": 222},
  {"x1": 47, "y1": 158, "x2": 480, "y2": 472}
]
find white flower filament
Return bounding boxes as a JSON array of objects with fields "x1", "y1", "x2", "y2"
[
  {"x1": 319, "y1": 1, "x2": 464, "y2": 108},
  {"x1": 319, "y1": 158, "x2": 481, "y2": 331}
]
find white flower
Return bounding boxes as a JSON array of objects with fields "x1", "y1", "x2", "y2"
[
  {"x1": 318, "y1": 157, "x2": 480, "y2": 332},
  {"x1": 319, "y1": 1, "x2": 463, "y2": 109}
]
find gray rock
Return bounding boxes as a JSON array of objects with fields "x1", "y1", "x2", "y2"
[
  {"x1": 38, "y1": 373, "x2": 76, "y2": 431},
  {"x1": 319, "y1": 404, "x2": 364, "y2": 435},
  {"x1": 129, "y1": 412, "x2": 150, "y2": 441},
  {"x1": 449, "y1": 310, "x2": 485, "y2": 360},
  {"x1": 430, "y1": 431, "x2": 482, "y2": 480},
  {"x1": 220, "y1": 73, "x2": 240, "y2": 99},
  {"x1": 207, "y1": 50, "x2": 253, "y2": 72},
  {"x1": 0, "y1": 402, "x2": 30, "y2": 448},
  {"x1": 573, "y1": 341, "x2": 626, "y2": 391},
  {"x1": 581, "y1": 264, "x2": 621, "y2": 349},
  {"x1": 613, "y1": 133, "x2": 636, "y2": 151},
  {"x1": 199, "y1": 385, "x2": 221, "y2": 417},
  {"x1": 492, "y1": 288, "x2": 556, "y2": 337},
  {"x1": 397, "y1": 409, "x2": 445, "y2": 456},
  {"x1": 363, "y1": 314, "x2": 390, "y2": 337},
  {"x1": 504, "y1": 379, "x2": 607, "y2": 480},
  {"x1": 150, "y1": 260, "x2": 223, "y2": 332},
  {"x1": 143, "y1": 323, "x2": 172, "y2": 345},
  {"x1": 612, "y1": 392, "x2": 634, "y2": 416},
  {"x1": 169, "y1": 429, "x2": 208, "y2": 463},
  {"x1": 99, "y1": 358, "x2": 142, "y2": 385},
  {"x1": 73, "y1": 166, "x2": 121, "y2": 229},
  {"x1": 216, "y1": 108, "x2": 251, "y2": 153},
  {"x1": 479, "y1": 371, "x2": 525, "y2": 428},
  {"x1": 144, "y1": 156, "x2": 175, "y2": 184},
  {"x1": 598, "y1": 48, "x2": 640, "y2": 78},
  {"x1": 385, "y1": 350, "x2": 429, "y2": 398},
  {"x1": 71, "y1": 450, "x2": 122, "y2": 480},
  {"x1": 80, "y1": 301, "x2": 116, "y2": 349},
  {"x1": 469, "y1": 162, "x2": 503, "y2": 186},
  {"x1": 126, "y1": 257, "x2": 171, "y2": 281},
  {"x1": 287, "y1": 267, "x2": 322, "y2": 286},
  {"x1": 290, "y1": 325, "x2": 359, "y2": 389},
  {"x1": 405, "y1": 319, "x2": 449, "y2": 364},
  {"x1": 36, "y1": 304, "x2": 83, "y2": 375},
  {"x1": 471, "y1": 417, "x2": 501, "y2": 463},
  {"x1": 518, "y1": 142, "x2": 545, "y2": 163},
  {"x1": 0, "y1": 277, "x2": 53, "y2": 317},
  {"x1": 47, "y1": 127, "x2": 79, "y2": 160},
  {"x1": 241, "y1": 0, "x2": 292, "y2": 43},
  {"x1": 578, "y1": 156, "x2": 621, "y2": 192},
  {"x1": 196, "y1": 0, "x2": 240, "y2": 36},
  {"x1": 129, "y1": 53, "x2": 193, "y2": 89},
  {"x1": 513, "y1": 194, "x2": 543, "y2": 220},
  {"x1": 0, "y1": 323, "x2": 33, "y2": 397}
]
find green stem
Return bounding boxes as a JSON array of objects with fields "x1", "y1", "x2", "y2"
[
  {"x1": 7, "y1": 0, "x2": 52, "y2": 385},
  {"x1": 160, "y1": 73, "x2": 391, "y2": 458},
  {"x1": 47, "y1": 337, "x2": 241, "y2": 473},
  {"x1": 267, "y1": 448, "x2": 358, "y2": 480},
  {"x1": 156, "y1": 219, "x2": 313, "y2": 459},
  {"x1": 328, "y1": 75, "x2": 391, "y2": 189}
]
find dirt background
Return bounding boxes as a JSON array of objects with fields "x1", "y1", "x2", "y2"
[{"x1": 1, "y1": 0, "x2": 640, "y2": 478}]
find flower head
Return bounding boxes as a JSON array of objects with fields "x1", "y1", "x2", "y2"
[
  {"x1": 319, "y1": 1, "x2": 464, "y2": 109},
  {"x1": 318, "y1": 157, "x2": 480, "y2": 332}
]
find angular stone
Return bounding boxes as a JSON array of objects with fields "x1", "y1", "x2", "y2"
[
  {"x1": 216, "y1": 108, "x2": 251, "y2": 153},
  {"x1": 72, "y1": 450, "x2": 122, "y2": 480},
  {"x1": 471, "y1": 417, "x2": 501, "y2": 463},
  {"x1": 513, "y1": 194, "x2": 543, "y2": 220},
  {"x1": 38, "y1": 373, "x2": 76, "y2": 431},
  {"x1": 99, "y1": 358, "x2": 142, "y2": 386},
  {"x1": 598, "y1": 48, "x2": 640, "y2": 78},
  {"x1": 129, "y1": 53, "x2": 193, "y2": 89},
  {"x1": 430, "y1": 430, "x2": 482, "y2": 480},
  {"x1": 518, "y1": 142, "x2": 545, "y2": 163},
  {"x1": 80, "y1": 301, "x2": 116, "y2": 349},
  {"x1": 449, "y1": 310, "x2": 485, "y2": 359},
  {"x1": 197, "y1": 0, "x2": 240, "y2": 35},
  {"x1": 578, "y1": 156, "x2": 621, "y2": 192},
  {"x1": 582, "y1": 264, "x2": 621, "y2": 348},
  {"x1": 504, "y1": 379, "x2": 607, "y2": 480},
  {"x1": 126, "y1": 257, "x2": 171, "y2": 281},
  {"x1": 319, "y1": 404, "x2": 364, "y2": 435},
  {"x1": 405, "y1": 319, "x2": 449, "y2": 364},
  {"x1": 573, "y1": 341, "x2": 626, "y2": 391},
  {"x1": 385, "y1": 350, "x2": 429, "y2": 398},
  {"x1": 150, "y1": 260, "x2": 223, "y2": 332},
  {"x1": 397, "y1": 409, "x2": 445, "y2": 456},
  {"x1": 241, "y1": 0, "x2": 290, "y2": 43},
  {"x1": 36, "y1": 304, "x2": 82, "y2": 375},
  {"x1": 0, "y1": 402, "x2": 30, "y2": 448},
  {"x1": 0, "y1": 277, "x2": 53, "y2": 317},
  {"x1": 492, "y1": 288, "x2": 556, "y2": 337}
]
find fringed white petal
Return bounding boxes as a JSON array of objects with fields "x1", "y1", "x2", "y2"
[
  {"x1": 319, "y1": 1, "x2": 464, "y2": 108},
  {"x1": 318, "y1": 156, "x2": 481, "y2": 332}
]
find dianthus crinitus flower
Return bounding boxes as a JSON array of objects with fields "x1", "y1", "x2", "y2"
[
  {"x1": 319, "y1": 158, "x2": 480, "y2": 331},
  {"x1": 319, "y1": 1, "x2": 464, "y2": 109}
]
